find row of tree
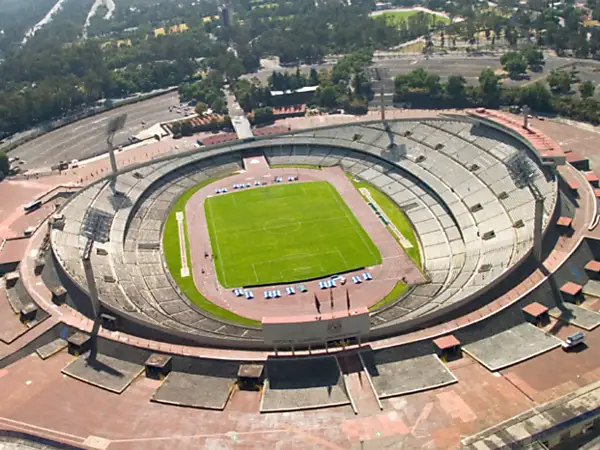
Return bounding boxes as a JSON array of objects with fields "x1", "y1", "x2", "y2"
[
  {"x1": 500, "y1": 46, "x2": 545, "y2": 80},
  {"x1": 432, "y1": 3, "x2": 600, "y2": 59},
  {"x1": 178, "y1": 72, "x2": 228, "y2": 114},
  {"x1": 393, "y1": 67, "x2": 600, "y2": 124},
  {"x1": 170, "y1": 115, "x2": 232, "y2": 138},
  {"x1": 231, "y1": 50, "x2": 375, "y2": 117}
]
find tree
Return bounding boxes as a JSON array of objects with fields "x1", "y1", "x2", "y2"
[
  {"x1": 331, "y1": 50, "x2": 373, "y2": 84},
  {"x1": 308, "y1": 67, "x2": 319, "y2": 86},
  {"x1": 521, "y1": 45, "x2": 544, "y2": 71},
  {"x1": 170, "y1": 121, "x2": 182, "y2": 138},
  {"x1": 194, "y1": 102, "x2": 208, "y2": 115},
  {"x1": 345, "y1": 98, "x2": 368, "y2": 115},
  {"x1": 500, "y1": 51, "x2": 527, "y2": 80},
  {"x1": 316, "y1": 85, "x2": 337, "y2": 108},
  {"x1": 251, "y1": 107, "x2": 274, "y2": 124},
  {"x1": 520, "y1": 82, "x2": 553, "y2": 112},
  {"x1": 446, "y1": 75, "x2": 467, "y2": 101},
  {"x1": 0, "y1": 152, "x2": 8, "y2": 176},
  {"x1": 180, "y1": 120, "x2": 194, "y2": 136},
  {"x1": 478, "y1": 68, "x2": 502, "y2": 106},
  {"x1": 579, "y1": 81, "x2": 595, "y2": 99},
  {"x1": 210, "y1": 98, "x2": 227, "y2": 114},
  {"x1": 548, "y1": 70, "x2": 572, "y2": 94}
]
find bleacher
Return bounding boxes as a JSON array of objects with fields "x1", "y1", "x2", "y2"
[
  {"x1": 277, "y1": 118, "x2": 557, "y2": 327},
  {"x1": 50, "y1": 117, "x2": 557, "y2": 344}
]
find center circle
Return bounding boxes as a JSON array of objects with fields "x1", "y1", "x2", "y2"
[{"x1": 263, "y1": 218, "x2": 301, "y2": 234}]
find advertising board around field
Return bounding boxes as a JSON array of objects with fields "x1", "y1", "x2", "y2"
[{"x1": 262, "y1": 307, "x2": 370, "y2": 346}]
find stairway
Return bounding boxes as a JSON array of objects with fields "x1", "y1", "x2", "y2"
[{"x1": 338, "y1": 351, "x2": 382, "y2": 415}]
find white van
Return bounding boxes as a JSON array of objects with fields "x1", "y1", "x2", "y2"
[
  {"x1": 24, "y1": 199, "x2": 42, "y2": 212},
  {"x1": 562, "y1": 331, "x2": 585, "y2": 350}
]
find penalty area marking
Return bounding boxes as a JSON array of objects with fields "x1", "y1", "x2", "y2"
[{"x1": 175, "y1": 212, "x2": 190, "y2": 278}]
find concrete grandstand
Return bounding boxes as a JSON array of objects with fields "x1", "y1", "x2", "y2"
[{"x1": 0, "y1": 108, "x2": 600, "y2": 450}]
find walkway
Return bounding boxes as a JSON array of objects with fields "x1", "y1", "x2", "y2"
[{"x1": 225, "y1": 90, "x2": 253, "y2": 140}]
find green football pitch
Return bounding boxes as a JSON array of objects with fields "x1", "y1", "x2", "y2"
[{"x1": 204, "y1": 181, "x2": 382, "y2": 288}]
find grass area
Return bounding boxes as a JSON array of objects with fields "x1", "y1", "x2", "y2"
[
  {"x1": 399, "y1": 41, "x2": 426, "y2": 53},
  {"x1": 163, "y1": 175, "x2": 261, "y2": 327},
  {"x1": 205, "y1": 181, "x2": 381, "y2": 288},
  {"x1": 347, "y1": 174, "x2": 422, "y2": 268},
  {"x1": 376, "y1": 10, "x2": 450, "y2": 27},
  {"x1": 369, "y1": 281, "x2": 408, "y2": 311},
  {"x1": 269, "y1": 164, "x2": 323, "y2": 170}
]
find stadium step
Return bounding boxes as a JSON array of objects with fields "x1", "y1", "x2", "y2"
[{"x1": 338, "y1": 353, "x2": 382, "y2": 415}]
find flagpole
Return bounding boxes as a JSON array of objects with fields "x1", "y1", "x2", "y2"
[
  {"x1": 346, "y1": 288, "x2": 351, "y2": 313},
  {"x1": 330, "y1": 287, "x2": 334, "y2": 319}
]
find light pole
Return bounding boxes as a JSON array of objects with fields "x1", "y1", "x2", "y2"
[
  {"x1": 106, "y1": 114, "x2": 128, "y2": 177},
  {"x1": 506, "y1": 151, "x2": 544, "y2": 261}
]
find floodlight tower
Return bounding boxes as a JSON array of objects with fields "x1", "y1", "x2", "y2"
[
  {"x1": 106, "y1": 114, "x2": 128, "y2": 177},
  {"x1": 82, "y1": 238, "x2": 101, "y2": 324},
  {"x1": 532, "y1": 191, "x2": 544, "y2": 261},
  {"x1": 506, "y1": 152, "x2": 544, "y2": 261},
  {"x1": 380, "y1": 86, "x2": 396, "y2": 150}
]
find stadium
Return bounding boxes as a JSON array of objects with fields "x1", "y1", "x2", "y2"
[
  {"x1": 49, "y1": 111, "x2": 559, "y2": 345},
  {"x1": 2, "y1": 108, "x2": 600, "y2": 449}
]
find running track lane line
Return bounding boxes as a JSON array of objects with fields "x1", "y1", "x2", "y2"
[{"x1": 176, "y1": 211, "x2": 190, "y2": 278}]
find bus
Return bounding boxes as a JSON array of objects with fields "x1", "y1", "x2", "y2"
[{"x1": 24, "y1": 199, "x2": 42, "y2": 213}]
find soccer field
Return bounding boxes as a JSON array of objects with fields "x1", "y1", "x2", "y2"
[{"x1": 204, "y1": 181, "x2": 382, "y2": 288}]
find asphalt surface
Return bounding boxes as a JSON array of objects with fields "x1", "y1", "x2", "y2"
[
  {"x1": 370, "y1": 54, "x2": 592, "y2": 105},
  {"x1": 373, "y1": 54, "x2": 584, "y2": 82},
  {"x1": 9, "y1": 91, "x2": 182, "y2": 170}
]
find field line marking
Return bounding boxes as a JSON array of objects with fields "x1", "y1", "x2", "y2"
[
  {"x1": 330, "y1": 183, "x2": 380, "y2": 263},
  {"x1": 251, "y1": 251, "x2": 340, "y2": 268},
  {"x1": 206, "y1": 200, "x2": 228, "y2": 286},
  {"x1": 215, "y1": 215, "x2": 348, "y2": 235},
  {"x1": 252, "y1": 263, "x2": 259, "y2": 283},
  {"x1": 336, "y1": 249, "x2": 349, "y2": 266},
  {"x1": 175, "y1": 211, "x2": 190, "y2": 278}
]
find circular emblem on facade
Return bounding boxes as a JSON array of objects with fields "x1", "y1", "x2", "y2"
[{"x1": 327, "y1": 320, "x2": 342, "y2": 334}]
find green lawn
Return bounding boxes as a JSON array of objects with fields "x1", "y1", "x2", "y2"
[
  {"x1": 163, "y1": 175, "x2": 261, "y2": 327},
  {"x1": 369, "y1": 281, "x2": 408, "y2": 311},
  {"x1": 205, "y1": 181, "x2": 381, "y2": 288},
  {"x1": 347, "y1": 175, "x2": 422, "y2": 269},
  {"x1": 269, "y1": 164, "x2": 322, "y2": 170},
  {"x1": 376, "y1": 10, "x2": 450, "y2": 27}
]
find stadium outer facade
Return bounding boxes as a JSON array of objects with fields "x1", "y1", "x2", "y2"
[{"x1": 47, "y1": 110, "x2": 569, "y2": 351}]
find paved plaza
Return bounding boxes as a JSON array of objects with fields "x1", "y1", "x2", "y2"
[
  {"x1": 549, "y1": 302, "x2": 600, "y2": 330},
  {"x1": 62, "y1": 353, "x2": 144, "y2": 394},
  {"x1": 152, "y1": 371, "x2": 235, "y2": 410},
  {"x1": 361, "y1": 349, "x2": 457, "y2": 399},
  {"x1": 463, "y1": 323, "x2": 563, "y2": 371},
  {"x1": 261, "y1": 357, "x2": 351, "y2": 412}
]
